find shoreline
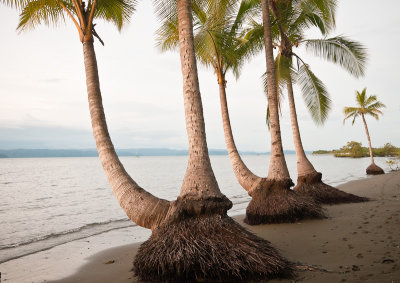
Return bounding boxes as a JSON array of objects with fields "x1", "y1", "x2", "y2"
[{"x1": 1, "y1": 171, "x2": 399, "y2": 282}]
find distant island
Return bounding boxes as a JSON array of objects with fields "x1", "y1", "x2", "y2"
[
  {"x1": 0, "y1": 148, "x2": 303, "y2": 158},
  {"x1": 313, "y1": 141, "x2": 400, "y2": 158}
]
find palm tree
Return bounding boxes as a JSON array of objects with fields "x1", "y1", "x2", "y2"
[
  {"x1": 157, "y1": 0, "x2": 324, "y2": 224},
  {"x1": 245, "y1": 0, "x2": 326, "y2": 224},
  {"x1": 344, "y1": 88, "x2": 386, "y2": 175},
  {"x1": 261, "y1": 0, "x2": 369, "y2": 203},
  {"x1": 3, "y1": 0, "x2": 294, "y2": 280}
]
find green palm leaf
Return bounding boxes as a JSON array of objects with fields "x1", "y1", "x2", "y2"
[
  {"x1": 95, "y1": 0, "x2": 136, "y2": 30},
  {"x1": 343, "y1": 88, "x2": 385, "y2": 124},
  {"x1": 295, "y1": 61, "x2": 331, "y2": 124},
  {"x1": 17, "y1": 0, "x2": 65, "y2": 31},
  {"x1": 305, "y1": 36, "x2": 367, "y2": 78}
]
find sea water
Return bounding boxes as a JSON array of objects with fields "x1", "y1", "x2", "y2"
[{"x1": 0, "y1": 154, "x2": 389, "y2": 264}]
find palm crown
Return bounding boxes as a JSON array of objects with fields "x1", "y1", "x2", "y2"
[
  {"x1": 343, "y1": 88, "x2": 386, "y2": 125},
  {"x1": 261, "y1": 0, "x2": 367, "y2": 124},
  {"x1": 156, "y1": 0, "x2": 262, "y2": 82},
  {"x1": 2, "y1": 0, "x2": 135, "y2": 43}
]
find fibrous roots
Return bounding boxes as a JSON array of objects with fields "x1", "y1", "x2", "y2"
[
  {"x1": 245, "y1": 178, "x2": 325, "y2": 225},
  {"x1": 294, "y1": 171, "x2": 368, "y2": 204},
  {"x1": 366, "y1": 163, "x2": 385, "y2": 175},
  {"x1": 133, "y1": 214, "x2": 294, "y2": 282}
]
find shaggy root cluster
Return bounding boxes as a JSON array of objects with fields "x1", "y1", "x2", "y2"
[
  {"x1": 245, "y1": 178, "x2": 325, "y2": 225},
  {"x1": 366, "y1": 163, "x2": 385, "y2": 175},
  {"x1": 133, "y1": 214, "x2": 294, "y2": 282},
  {"x1": 294, "y1": 172, "x2": 368, "y2": 204}
]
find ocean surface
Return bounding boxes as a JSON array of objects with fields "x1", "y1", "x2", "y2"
[{"x1": 0, "y1": 154, "x2": 390, "y2": 264}]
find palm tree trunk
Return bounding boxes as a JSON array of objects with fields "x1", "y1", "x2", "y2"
[
  {"x1": 218, "y1": 77, "x2": 262, "y2": 193},
  {"x1": 286, "y1": 75, "x2": 315, "y2": 176},
  {"x1": 361, "y1": 113, "x2": 375, "y2": 164},
  {"x1": 83, "y1": 41, "x2": 170, "y2": 230},
  {"x1": 134, "y1": 2, "x2": 294, "y2": 280},
  {"x1": 176, "y1": 0, "x2": 228, "y2": 202},
  {"x1": 262, "y1": 0, "x2": 290, "y2": 180}
]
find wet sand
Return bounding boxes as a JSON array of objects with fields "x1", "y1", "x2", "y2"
[{"x1": 7, "y1": 171, "x2": 400, "y2": 282}]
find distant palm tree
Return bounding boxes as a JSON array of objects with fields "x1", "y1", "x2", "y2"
[
  {"x1": 157, "y1": 0, "x2": 324, "y2": 224},
  {"x1": 3, "y1": 0, "x2": 294, "y2": 280},
  {"x1": 344, "y1": 88, "x2": 386, "y2": 175},
  {"x1": 261, "y1": 0, "x2": 369, "y2": 203}
]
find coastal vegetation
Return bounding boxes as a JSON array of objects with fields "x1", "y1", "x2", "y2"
[
  {"x1": 313, "y1": 141, "x2": 400, "y2": 158},
  {"x1": 344, "y1": 88, "x2": 386, "y2": 174}
]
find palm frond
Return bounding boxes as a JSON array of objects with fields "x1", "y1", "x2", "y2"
[
  {"x1": 266, "y1": 102, "x2": 271, "y2": 130},
  {"x1": 343, "y1": 88, "x2": 385, "y2": 124},
  {"x1": 17, "y1": 0, "x2": 65, "y2": 31},
  {"x1": 297, "y1": 0, "x2": 336, "y2": 32},
  {"x1": 356, "y1": 89, "x2": 366, "y2": 106},
  {"x1": 305, "y1": 36, "x2": 367, "y2": 78},
  {"x1": 343, "y1": 106, "x2": 360, "y2": 116},
  {"x1": 153, "y1": 0, "x2": 177, "y2": 22},
  {"x1": 95, "y1": 0, "x2": 136, "y2": 30},
  {"x1": 156, "y1": 14, "x2": 179, "y2": 51},
  {"x1": 295, "y1": 60, "x2": 331, "y2": 124},
  {"x1": 364, "y1": 94, "x2": 377, "y2": 106},
  {"x1": 1, "y1": 0, "x2": 30, "y2": 10},
  {"x1": 343, "y1": 110, "x2": 359, "y2": 125}
]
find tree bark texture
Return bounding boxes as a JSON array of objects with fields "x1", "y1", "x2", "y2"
[
  {"x1": 218, "y1": 80, "x2": 262, "y2": 193},
  {"x1": 177, "y1": 0, "x2": 226, "y2": 200},
  {"x1": 83, "y1": 41, "x2": 170, "y2": 230},
  {"x1": 286, "y1": 76, "x2": 316, "y2": 176},
  {"x1": 262, "y1": 0, "x2": 291, "y2": 180}
]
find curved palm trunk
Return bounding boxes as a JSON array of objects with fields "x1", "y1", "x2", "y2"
[
  {"x1": 218, "y1": 79, "x2": 262, "y2": 194},
  {"x1": 286, "y1": 74, "x2": 369, "y2": 203},
  {"x1": 262, "y1": 0, "x2": 290, "y2": 181},
  {"x1": 83, "y1": 41, "x2": 170, "y2": 230},
  {"x1": 286, "y1": 76, "x2": 316, "y2": 176},
  {"x1": 362, "y1": 114, "x2": 384, "y2": 175},
  {"x1": 134, "y1": 0, "x2": 294, "y2": 281},
  {"x1": 361, "y1": 114, "x2": 375, "y2": 164}
]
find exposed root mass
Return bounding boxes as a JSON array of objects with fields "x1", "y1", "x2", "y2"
[
  {"x1": 245, "y1": 178, "x2": 325, "y2": 225},
  {"x1": 366, "y1": 163, "x2": 385, "y2": 175},
  {"x1": 294, "y1": 172, "x2": 368, "y2": 204},
  {"x1": 133, "y1": 214, "x2": 294, "y2": 282}
]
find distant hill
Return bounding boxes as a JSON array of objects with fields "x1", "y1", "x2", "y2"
[{"x1": 0, "y1": 148, "x2": 303, "y2": 158}]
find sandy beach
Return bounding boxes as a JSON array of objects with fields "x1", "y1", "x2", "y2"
[
  {"x1": 2, "y1": 171, "x2": 399, "y2": 282},
  {"x1": 50, "y1": 171, "x2": 400, "y2": 283}
]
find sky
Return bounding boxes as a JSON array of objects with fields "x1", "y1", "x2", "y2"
[{"x1": 0, "y1": 0, "x2": 399, "y2": 152}]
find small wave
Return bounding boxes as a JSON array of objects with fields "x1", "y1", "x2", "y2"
[
  {"x1": 35, "y1": 196, "x2": 52, "y2": 201},
  {"x1": 0, "y1": 218, "x2": 135, "y2": 264}
]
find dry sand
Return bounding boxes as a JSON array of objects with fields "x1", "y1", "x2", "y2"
[{"x1": 54, "y1": 171, "x2": 400, "y2": 283}]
